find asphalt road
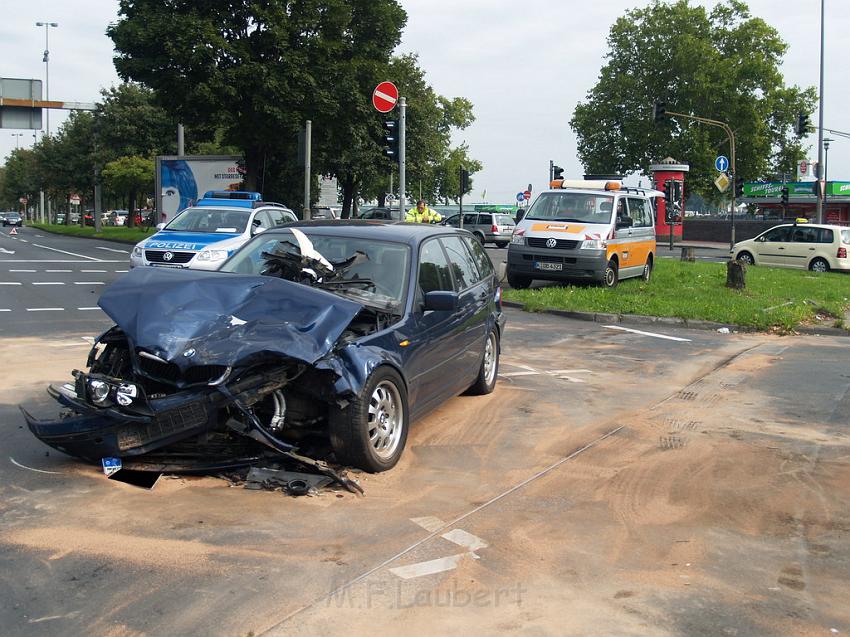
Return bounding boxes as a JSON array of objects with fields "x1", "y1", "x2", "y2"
[{"x1": 0, "y1": 227, "x2": 129, "y2": 337}]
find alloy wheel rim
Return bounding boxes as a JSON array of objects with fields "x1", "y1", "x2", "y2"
[
  {"x1": 483, "y1": 333, "x2": 497, "y2": 385},
  {"x1": 813, "y1": 261, "x2": 827, "y2": 272},
  {"x1": 367, "y1": 381, "x2": 403, "y2": 460}
]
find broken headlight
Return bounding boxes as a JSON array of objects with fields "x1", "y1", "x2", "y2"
[
  {"x1": 116, "y1": 383, "x2": 138, "y2": 406},
  {"x1": 88, "y1": 379, "x2": 111, "y2": 405}
]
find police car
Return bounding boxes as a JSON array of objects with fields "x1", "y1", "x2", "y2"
[{"x1": 130, "y1": 192, "x2": 297, "y2": 271}]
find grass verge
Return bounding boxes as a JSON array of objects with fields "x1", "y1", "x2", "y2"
[
  {"x1": 503, "y1": 259, "x2": 850, "y2": 332},
  {"x1": 30, "y1": 223, "x2": 152, "y2": 244}
]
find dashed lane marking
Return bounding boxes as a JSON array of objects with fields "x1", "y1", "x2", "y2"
[
  {"x1": 81, "y1": 269, "x2": 107, "y2": 273},
  {"x1": 26, "y1": 308, "x2": 64, "y2": 312},
  {"x1": 0, "y1": 309, "x2": 10, "y2": 312},
  {"x1": 0, "y1": 282, "x2": 22, "y2": 285},
  {"x1": 603, "y1": 325, "x2": 692, "y2": 342},
  {"x1": 114, "y1": 270, "x2": 128, "y2": 273},
  {"x1": 73, "y1": 281, "x2": 105, "y2": 285},
  {"x1": 389, "y1": 553, "x2": 475, "y2": 579},
  {"x1": 9, "y1": 269, "x2": 36, "y2": 272},
  {"x1": 32, "y1": 282, "x2": 65, "y2": 285},
  {"x1": 35, "y1": 234, "x2": 44, "y2": 237},
  {"x1": 96, "y1": 246, "x2": 130, "y2": 254},
  {"x1": 45, "y1": 270, "x2": 72, "y2": 272},
  {"x1": 78, "y1": 307, "x2": 100, "y2": 311}
]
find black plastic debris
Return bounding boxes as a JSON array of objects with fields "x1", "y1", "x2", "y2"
[{"x1": 244, "y1": 466, "x2": 335, "y2": 495}]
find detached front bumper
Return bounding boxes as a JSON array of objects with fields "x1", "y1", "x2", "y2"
[
  {"x1": 507, "y1": 244, "x2": 607, "y2": 281},
  {"x1": 21, "y1": 382, "x2": 217, "y2": 462}
]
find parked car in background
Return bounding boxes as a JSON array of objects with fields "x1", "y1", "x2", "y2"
[
  {"x1": 358, "y1": 206, "x2": 402, "y2": 221},
  {"x1": 442, "y1": 211, "x2": 516, "y2": 247},
  {"x1": 3, "y1": 212, "x2": 23, "y2": 227},
  {"x1": 731, "y1": 222, "x2": 850, "y2": 272},
  {"x1": 311, "y1": 206, "x2": 340, "y2": 220},
  {"x1": 0, "y1": 212, "x2": 8, "y2": 224}
]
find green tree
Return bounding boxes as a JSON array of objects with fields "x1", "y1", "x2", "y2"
[
  {"x1": 1, "y1": 149, "x2": 39, "y2": 211},
  {"x1": 95, "y1": 83, "x2": 175, "y2": 162},
  {"x1": 102, "y1": 155, "x2": 155, "y2": 227},
  {"x1": 570, "y1": 0, "x2": 815, "y2": 199}
]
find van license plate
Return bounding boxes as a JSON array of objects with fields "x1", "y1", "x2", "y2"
[{"x1": 534, "y1": 262, "x2": 562, "y2": 271}]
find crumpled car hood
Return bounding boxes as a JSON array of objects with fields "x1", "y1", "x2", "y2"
[{"x1": 99, "y1": 267, "x2": 364, "y2": 370}]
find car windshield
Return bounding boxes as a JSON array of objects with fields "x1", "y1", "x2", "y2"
[
  {"x1": 164, "y1": 207, "x2": 249, "y2": 233},
  {"x1": 221, "y1": 230, "x2": 410, "y2": 311},
  {"x1": 525, "y1": 192, "x2": 615, "y2": 223}
]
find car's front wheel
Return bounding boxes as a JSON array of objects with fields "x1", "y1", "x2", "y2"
[
  {"x1": 601, "y1": 260, "x2": 619, "y2": 288},
  {"x1": 736, "y1": 251, "x2": 755, "y2": 265},
  {"x1": 466, "y1": 328, "x2": 500, "y2": 395},
  {"x1": 329, "y1": 366, "x2": 409, "y2": 472},
  {"x1": 506, "y1": 270, "x2": 532, "y2": 289},
  {"x1": 495, "y1": 241, "x2": 508, "y2": 248}
]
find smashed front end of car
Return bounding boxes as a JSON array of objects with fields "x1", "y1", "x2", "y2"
[{"x1": 21, "y1": 239, "x2": 403, "y2": 493}]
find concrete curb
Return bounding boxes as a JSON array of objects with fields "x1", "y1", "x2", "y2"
[{"x1": 501, "y1": 300, "x2": 849, "y2": 337}]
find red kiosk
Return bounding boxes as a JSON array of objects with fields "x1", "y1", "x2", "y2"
[{"x1": 651, "y1": 157, "x2": 689, "y2": 243}]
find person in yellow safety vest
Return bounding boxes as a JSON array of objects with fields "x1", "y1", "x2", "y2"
[{"x1": 405, "y1": 200, "x2": 443, "y2": 224}]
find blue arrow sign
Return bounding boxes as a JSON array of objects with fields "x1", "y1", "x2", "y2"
[
  {"x1": 516, "y1": 192, "x2": 525, "y2": 202},
  {"x1": 715, "y1": 155, "x2": 729, "y2": 172}
]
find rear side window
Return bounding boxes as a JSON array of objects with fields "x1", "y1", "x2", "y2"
[
  {"x1": 818, "y1": 228, "x2": 834, "y2": 244},
  {"x1": 418, "y1": 239, "x2": 453, "y2": 293},
  {"x1": 791, "y1": 226, "x2": 818, "y2": 243},
  {"x1": 440, "y1": 235, "x2": 480, "y2": 290},
  {"x1": 465, "y1": 237, "x2": 494, "y2": 278},
  {"x1": 495, "y1": 215, "x2": 516, "y2": 226},
  {"x1": 841, "y1": 229, "x2": 850, "y2": 244}
]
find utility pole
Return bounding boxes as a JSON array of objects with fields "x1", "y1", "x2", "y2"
[
  {"x1": 303, "y1": 120, "x2": 311, "y2": 220},
  {"x1": 177, "y1": 124, "x2": 185, "y2": 156},
  {"x1": 815, "y1": 0, "x2": 826, "y2": 223}
]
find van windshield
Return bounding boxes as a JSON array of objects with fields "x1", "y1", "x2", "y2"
[{"x1": 525, "y1": 192, "x2": 615, "y2": 223}]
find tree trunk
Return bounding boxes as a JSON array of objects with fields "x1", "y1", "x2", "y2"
[
  {"x1": 340, "y1": 174, "x2": 356, "y2": 219},
  {"x1": 243, "y1": 146, "x2": 261, "y2": 192},
  {"x1": 127, "y1": 189, "x2": 136, "y2": 228},
  {"x1": 726, "y1": 260, "x2": 746, "y2": 289}
]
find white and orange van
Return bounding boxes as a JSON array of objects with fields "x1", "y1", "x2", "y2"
[{"x1": 506, "y1": 179, "x2": 661, "y2": 288}]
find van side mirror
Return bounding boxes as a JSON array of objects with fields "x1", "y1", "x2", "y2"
[
  {"x1": 516, "y1": 209, "x2": 526, "y2": 222},
  {"x1": 156, "y1": 223, "x2": 165, "y2": 231},
  {"x1": 423, "y1": 291, "x2": 458, "y2": 312},
  {"x1": 616, "y1": 217, "x2": 633, "y2": 229}
]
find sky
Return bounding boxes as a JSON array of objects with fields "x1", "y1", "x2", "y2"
[{"x1": 1, "y1": 0, "x2": 847, "y2": 204}]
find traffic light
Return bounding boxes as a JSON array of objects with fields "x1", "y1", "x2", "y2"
[
  {"x1": 734, "y1": 175, "x2": 745, "y2": 198},
  {"x1": 459, "y1": 166, "x2": 470, "y2": 193},
  {"x1": 383, "y1": 120, "x2": 399, "y2": 158},
  {"x1": 653, "y1": 100, "x2": 666, "y2": 123},
  {"x1": 663, "y1": 180, "x2": 674, "y2": 204},
  {"x1": 780, "y1": 186, "x2": 789, "y2": 206},
  {"x1": 552, "y1": 165, "x2": 564, "y2": 181},
  {"x1": 795, "y1": 113, "x2": 810, "y2": 137}
]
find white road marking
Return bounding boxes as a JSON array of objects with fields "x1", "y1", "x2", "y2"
[
  {"x1": 82, "y1": 336, "x2": 95, "y2": 344},
  {"x1": 45, "y1": 269, "x2": 72, "y2": 272},
  {"x1": 389, "y1": 553, "x2": 475, "y2": 580},
  {"x1": 10, "y1": 457, "x2": 64, "y2": 475},
  {"x1": 50, "y1": 341, "x2": 94, "y2": 347},
  {"x1": 410, "y1": 516, "x2": 447, "y2": 532},
  {"x1": 0, "y1": 259, "x2": 122, "y2": 263},
  {"x1": 35, "y1": 234, "x2": 45, "y2": 237},
  {"x1": 0, "y1": 248, "x2": 15, "y2": 254},
  {"x1": 78, "y1": 307, "x2": 101, "y2": 311},
  {"x1": 441, "y1": 529, "x2": 488, "y2": 551},
  {"x1": 500, "y1": 371, "x2": 540, "y2": 377},
  {"x1": 0, "y1": 282, "x2": 22, "y2": 285},
  {"x1": 26, "y1": 308, "x2": 64, "y2": 312},
  {"x1": 548, "y1": 369, "x2": 592, "y2": 374},
  {"x1": 9, "y1": 269, "x2": 36, "y2": 272},
  {"x1": 18, "y1": 239, "x2": 28, "y2": 243},
  {"x1": 0, "y1": 309, "x2": 10, "y2": 312},
  {"x1": 74, "y1": 281, "x2": 105, "y2": 285},
  {"x1": 81, "y1": 269, "x2": 107, "y2": 273},
  {"x1": 32, "y1": 244, "x2": 101, "y2": 261},
  {"x1": 32, "y1": 282, "x2": 65, "y2": 285},
  {"x1": 96, "y1": 246, "x2": 130, "y2": 254},
  {"x1": 114, "y1": 270, "x2": 128, "y2": 273},
  {"x1": 603, "y1": 325, "x2": 692, "y2": 342}
]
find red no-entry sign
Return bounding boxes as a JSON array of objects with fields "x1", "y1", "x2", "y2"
[
  {"x1": 372, "y1": 82, "x2": 399, "y2": 113},
  {"x1": 523, "y1": 190, "x2": 531, "y2": 200}
]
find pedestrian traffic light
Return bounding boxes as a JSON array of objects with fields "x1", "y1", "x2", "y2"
[
  {"x1": 552, "y1": 165, "x2": 564, "y2": 181},
  {"x1": 653, "y1": 100, "x2": 666, "y2": 123},
  {"x1": 780, "y1": 186, "x2": 789, "y2": 206},
  {"x1": 795, "y1": 113, "x2": 810, "y2": 137},
  {"x1": 383, "y1": 120, "x2": 399, "y2": 158},
  {"x1": 459, "y1": 166, "x2": 469, "y2": 193},
  {"x1": 734, "y1": 176, "x2": 745, "y2": 198}
]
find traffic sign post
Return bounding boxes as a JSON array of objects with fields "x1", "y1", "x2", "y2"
[{"x1": 373, "y1": 82, "x2": 405, "y2": 214}]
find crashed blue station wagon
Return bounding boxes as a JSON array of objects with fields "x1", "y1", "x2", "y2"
[{"x1": 23, "y1": 222, "x2": 505, "y2": 485}]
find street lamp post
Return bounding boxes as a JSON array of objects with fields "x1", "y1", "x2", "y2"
[
  {"x1": 11, "y1": 133, "x2": 23, "y2": 149},
  {"x1": 815, "y1": 0, "x2": 826, "y2": 223},
  {"x1": 35, "y1": 21, "x2": 58, "y2": 136},
  {"x1": 823, "y1": 137, "x2": 833, "y2": 209}
]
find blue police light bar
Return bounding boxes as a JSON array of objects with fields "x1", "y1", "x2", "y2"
[{"x1": 202, "y1": 191, "x2": 261, "y2": 200}]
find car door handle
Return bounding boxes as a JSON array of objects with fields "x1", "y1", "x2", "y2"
[{"x1": 778, "y1": 247, "x2": 785, "y2": 250}]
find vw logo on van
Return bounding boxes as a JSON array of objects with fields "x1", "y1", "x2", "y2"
[
  {"x1": 163, "y1": 251, "x2": 174, "y2": 261},
  {"x1": 545, "y1": 238, "x2": 557, "y2": 249}
]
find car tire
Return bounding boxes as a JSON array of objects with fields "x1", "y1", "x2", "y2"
[
  {"x1": 809, "y1": 257, "x2": 830, "y2": 273},
  {"x1": 466, "y1": 328, "x2": 500, "y2": 396},
  {"x1": 641, "y1": 255, "x2": 653, "y2": 282},
  {"x1": 602, "y1": 260, "x2": 619, "y2": 288},
  {"x1": 506, "y1": 270, "x2": 532, "y2": 289},
  {"x1": 737, "y1": 251, "x2": 755, "y2": 265},
  {"x1": 495, "y1": 241, "x2": 509, "y2": 248},
  {"x1": 329, "y1": 366, "x2": 409, "y2": 473}
]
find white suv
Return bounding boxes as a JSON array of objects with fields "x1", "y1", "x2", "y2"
[{"x1": 732, "y1": 223, "x2": 850, "y2": 272}]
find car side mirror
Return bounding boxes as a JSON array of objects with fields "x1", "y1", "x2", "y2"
[
  {"x1": 516, "y1": 209, "x2": 527, "y2": 222},
  {"x1": 423, "y1": 291, "x2": 458, "y2": 312},
  {"x1": 252, "y1": 225, "x2": 266, "y2": 236},
  {"x1": 616, "y1": 217, "x2": 633, "y2": 229},
  {"x1": 156, "y1": 223, "x2": 165, "y2": 231}
]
